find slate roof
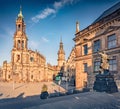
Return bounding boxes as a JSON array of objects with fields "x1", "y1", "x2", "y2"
[{"x1": 93, "y1": 2, "x2": 120, "y2": 23}]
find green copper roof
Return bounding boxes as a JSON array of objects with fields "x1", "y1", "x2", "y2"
[{"x1": 18, "y1": 6, "x2": 23, "y2": 18}]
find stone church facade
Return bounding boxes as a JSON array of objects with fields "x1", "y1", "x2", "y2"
[
  {"x1": 74, "y1": 2, "x2": 120, "y2": 89},
  {"x1": 1, "y1": 8, "x2": 56, "y2": 82}
]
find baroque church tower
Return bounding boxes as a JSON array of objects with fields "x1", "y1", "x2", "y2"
[
  {"x1": 11, "y1": 7, "x2": 29, "y2": 81},
  {"x1": 12, "y1": 7, "x2": 28, "y2": 63},
  {"x1": 57, "y1": 38, "x2": 65, "y2": 68}
]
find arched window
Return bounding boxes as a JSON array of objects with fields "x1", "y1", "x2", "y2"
[
  {"x1": 8, "y1": 75, "x2": 11, "y2": 79},
  {"x1": 22, "y1": 40, "x2": 24, "y2": 49},
  {"x1": 30, "y1": 57, "x2": 34, "y2": 62},
  {"x1": 31, "y1": 75, "x2": 33, "y2": 79},
  {"x1": 18, "y1": 40, "x2": 20, "y2": 49},
  {"x1": 17, "y1": 55, "x2": 20, "y2": 62},
  {"x1": 18, "y1": 24, "x2": 21, "y2": 31}
]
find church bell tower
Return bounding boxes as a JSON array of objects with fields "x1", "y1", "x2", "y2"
[
  {"x1": 13, "y1": 6, "x2": 28, "y2": 51},
  {"x1": 12, "y1": 6, "x2": 28, "y2": 64},
  {"x1": 57, "y1": 38, "x2": 65, "y2": 68}
]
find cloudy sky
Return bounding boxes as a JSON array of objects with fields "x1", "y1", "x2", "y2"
[{"x1": 0, "y1": 0, "x2": 120, "y2": 66}]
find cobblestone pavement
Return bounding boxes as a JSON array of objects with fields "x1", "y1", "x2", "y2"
[
  {"x1": 0, "y1": 91, "x2": 120, "y2": 109},
  {"x1": 0, "y1": 82, "x2": 65, "y2": 99},
  {"x1": 0, "y1": 82, "x2": 120, "y2": 109},
  {"x1": 24, "y1": 92, "x2": 120, "y2": 109}
]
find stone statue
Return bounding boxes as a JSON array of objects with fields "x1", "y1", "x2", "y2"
[
  {"x1": 99, "y1": 51, "x2": 109, "y2": 73},
  {"x1": 93, "y1": 51, "x2": 118, "y2": 93}
]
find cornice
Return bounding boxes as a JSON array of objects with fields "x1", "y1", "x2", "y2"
[
  {"x1": 90, "y1": 26, "x2": 120, "y2": 40},
  {"x1": 74, "y1": 9, "x2": 120, "y2": 42},
  {"x1": 75, "y1": 54, "x2": 92, "y2": 61}
]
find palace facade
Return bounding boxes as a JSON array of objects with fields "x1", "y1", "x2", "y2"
[{"x1": 74, "y1": 2, "x2": 120, "y2": 89}]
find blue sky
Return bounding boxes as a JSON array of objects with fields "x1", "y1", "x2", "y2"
[{"x1": 0, "y1": 0, "x2": 120, "y2": 66}]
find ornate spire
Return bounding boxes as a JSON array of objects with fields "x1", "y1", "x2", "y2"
[
  {"x1": 76, "y1": 21, "x2": 79, "y2": 33},
  {"x1": 60, "y1": 37, "x2": 63, "y2": 50},
  {"x1": 57, "y1": 37, "x2": 65, "y2": 67},
  {"x1": 60, "y1": 36, "x2": 62, "y2": 43},
  {"x1": 18, "y1": 6, "x2": 23, "y2": 18}
]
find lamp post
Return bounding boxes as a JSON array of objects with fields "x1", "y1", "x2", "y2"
[
  {"x1": 65, "y1": 72, "x2": 69, "y2": 91},
  {"x1": 55, "y1": 75, "x2": 61, "y2": 96},
  {"x1": 58, "y1": 79, "x2": 61, "y2": 95}
]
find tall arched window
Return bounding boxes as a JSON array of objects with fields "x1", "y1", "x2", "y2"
[
  {"x1": 17, "y1": 55, "x2": 20, "y2": 62},
  {"x1": 22, "y1": 40, "x2": 24, "y2": 49},
  {"x1": 31, "y1": 75, "x2": 33, "y2": 79},
  {"x1": 18, "y1": 40, "x2": 20, "y2": 49},
  {"x1": 18, "y1": 24, "x2": 21, "y2": 31},
  {"x1": 30, "y1": 57, "x2": 34, "y2": 62}
]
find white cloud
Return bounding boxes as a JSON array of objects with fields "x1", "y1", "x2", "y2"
[
  {"x1": 53, "y1": 0, "x2": 75, "y2": 9},
  {"x1": 29, "y1": 37, "x2": 49, "y2": 49},
  {"x1": 31, "y1": 0, "x2": 80, "y2": 23},
  {"x1": 29, "y1": 40, "x2": 39, "y2": 49},
  {"x1": 32, "y1": 8, "x2": 56, "y2": 23},
  {"x1": 54, "y1": 1, "x2": 62, "y2": 9},
  {"x1": 41, "y1": 37, "x2": 49, "y2": 43},
  {"x1": 62, "y1": 0, "x2": 74, "y2": 4}
]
